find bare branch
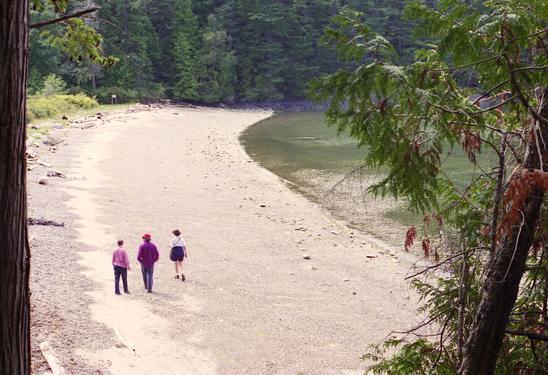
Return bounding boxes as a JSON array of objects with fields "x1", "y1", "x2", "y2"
[
  {"x1": 512, "y1": 65, "x2": 548, "y2": 73},
  {"x1": 472, "y1": 80, "x2": 510, "y2": 106},
  {"x1": 30, "y1": 7, "x2": 100, "y2": 29},
  {"x1": 405, "y1": 247, "x2": 489, "y2": 280},
  {"x1": 490, "y1": 134, "x2": 507, "y2": 253},
  {"x1": 428, "y1": 55, "x2": 500, "y2": 73},
  {"x1": 433, "y1": 94, "x2": 519, "y2": 117},
  {"x1": 505, "y1": 329, "x2": 548, "y2": 342}
]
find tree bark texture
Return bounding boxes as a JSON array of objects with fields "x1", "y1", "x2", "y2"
[
  {"x1": 460, "y1": 95, "x2": 548, "y2": 374},
  {"x1": 0, "y1": 1, "x2": 31, "y2": 374}
]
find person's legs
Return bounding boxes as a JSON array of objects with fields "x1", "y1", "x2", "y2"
[
  {"x1": 114, "y1": 266, "x2": 121, "y2": 294},
  {"x1": 146, "y1": 266, "x2": 154, "y2": 292},
  {"x1": 179, "y1": 261, "x2": 185, "y2": 281},
  {"x1": 141, "y1": 264, "x2": 147, "y2": 289},
  {"x1": 174, "y1": 262, "x2": 180, "y2": 278},
  {"x1": 121, "y1": 267, "x2": 129, "y2": 293}
]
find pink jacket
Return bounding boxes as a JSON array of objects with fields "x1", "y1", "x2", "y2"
[{"x1": 112, "y1": 248, "x2": 130, "y2": 269}]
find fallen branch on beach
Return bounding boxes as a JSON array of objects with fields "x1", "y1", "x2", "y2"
[
  {"x1": 37, "y1": 159, "x2": 52, "y2": 167},
  {"x1": 47, "y1": 170, "x2": 66, "y2": 178},
  {"x1": 39, "y1": 341, "x2": 66, "y2": 375},
  {"x1": 28, "y1": 217, "x2": 64, "y2": 227},
  {"x1": 114, "y1": 327, "x2": 137, "y2": 354}
]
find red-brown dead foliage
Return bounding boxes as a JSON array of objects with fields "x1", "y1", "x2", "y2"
[
  {"x1": 405, "y1": 226, "x2": 417, "y2": 251},
  {"x1": 498, "y1": 168, "x2": 548, "y2": 239}
]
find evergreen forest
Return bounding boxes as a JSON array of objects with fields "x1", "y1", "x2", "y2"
[{"x1": 29, "y1": 0, "x2": 416, "y2": 104}]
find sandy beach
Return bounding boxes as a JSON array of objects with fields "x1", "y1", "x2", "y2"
[{"x1": 28, "y1": 105, "x2": 417, "y2": 375}]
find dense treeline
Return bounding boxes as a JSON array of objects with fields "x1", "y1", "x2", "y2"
[{"x1": 29, "y1": 0, "x2": 415, "y2": 103}]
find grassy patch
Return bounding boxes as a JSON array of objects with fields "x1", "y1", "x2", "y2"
[
  {"x1": 26, "y1": 94, "x2": 134, "y2": 142},
  {"x1": 27, "y1": 94, "x2": 99, "y2": 123}
]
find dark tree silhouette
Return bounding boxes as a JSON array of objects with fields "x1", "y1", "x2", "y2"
[{"x1": 0, "y1": 0, "x2": 31, "y2": 373}]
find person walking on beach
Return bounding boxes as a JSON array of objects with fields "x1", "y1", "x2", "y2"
[
  {"x1": 169, "y1": 229, "x2": 187, "y2": 281},
  {"x1": 137, "y1": 233, "x2": 159, "y2": 293},
  {"x1": 112, "y1": 239, "x2": 130, "y2": 295}
]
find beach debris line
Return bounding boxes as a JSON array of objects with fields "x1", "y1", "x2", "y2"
[
  {"x1": 113, "y1": 327, "x2": 136, "y2": 354},
  {"x1": 47, "y1": 170, "x2": 66, "y2": 178},
  {"x1": 26, "y1": 148, "x2": 38, "y2": 160},
  {"x1": 39, "y1": 341, "x2": 66, "y2": 375},
  {"x1": 43, "y1": 136, "x2": 63, "y2": 146},
  {"x1": 37, "y1": 159, "x2": 52, "y2": 167},
  {"x1": 28, "y1": 217, "x2": 64, "y2": 227}
]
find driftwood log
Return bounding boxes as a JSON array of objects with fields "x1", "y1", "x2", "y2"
[
  {"x1": 27, "y1": 218, "x2": 64, "y2": 227},
  {"x1": 39, "y1": 342, "x2": 66, "y2": 375},
  {"x1": 46, "y1": 170, "x2": 65, "y2": 178},
  {"x1": 37, "y1": 159, "x2": 51, "y2": 167},
  {"x1": 114, "y1": 327, "x2": 136, "y2": 354}
]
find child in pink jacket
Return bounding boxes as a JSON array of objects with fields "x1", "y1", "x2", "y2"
[{"x1": 112, "y1": 239, "x2": 130, "y2": 295}]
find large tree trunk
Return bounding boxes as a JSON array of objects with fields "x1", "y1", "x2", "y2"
[
  {"x1": 460, "y1": 96, "x2": 548, "y2": 374},
  {"x1": 0, "y1": 1, "x2": 31, "y2": 374}
]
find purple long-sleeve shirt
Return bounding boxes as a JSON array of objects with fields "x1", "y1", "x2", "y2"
[{"x1": 137, "y1": 241, "x2": 159, "y2": 268}]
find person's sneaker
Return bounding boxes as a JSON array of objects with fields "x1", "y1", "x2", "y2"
[
  {"x1": 124, "y1": 291, "x2": 130, "y2": 294},
  {"x1": 115, "y1": 292, "x2": 121, "y2": 295},
  {"x1": 181, "y1": 274, "x2": 185, "y2": 282},
  {"x1": 147, "y1": 290, "x2": 152, "y2": 293},
  {"x1": 175, "y1": 275, "x2": 180, "y2": 279}
]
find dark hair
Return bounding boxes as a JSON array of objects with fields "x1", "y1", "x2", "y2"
[
  {"x1": 172, "y1": 229, "x2": 181, "y2": 236},
  {"x1": 117, "y1": 239, "x2": 124, "y2": 246}
]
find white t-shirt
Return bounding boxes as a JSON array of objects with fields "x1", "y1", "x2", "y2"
[{"x1": 170, "y1": 236, "x2": 185, "y2": 248}]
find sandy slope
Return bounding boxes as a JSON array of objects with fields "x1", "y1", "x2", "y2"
[{"x1": 29, "y1": 106, "x2": 418, "y2": 375}]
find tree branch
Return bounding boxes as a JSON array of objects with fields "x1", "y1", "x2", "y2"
[
  {"x1": 512, "y1": 65, "x2": 548, "y2": 73},
  {"x1": 405, "y1": 247, "x2": 489, "y2": 280},
  {"x1": 472, "y1": 80, "x2": 510, "y2": 106},
  {"x1": 505, "y1": 329, "x2": 548, "y2": 342},
  {"x1": 30, "y1": 7, "x2": 100, "y2": 29},
  {"x1": 428, "y1": 55, "x2": 500, "y2": 73},
  {"x1": 433, "y1": 94, "x2": 519, "y2": 117}
]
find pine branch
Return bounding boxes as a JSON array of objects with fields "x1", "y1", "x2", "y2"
[{"x1": 30, "y1": 7, "x2": 100, "y2": 29}]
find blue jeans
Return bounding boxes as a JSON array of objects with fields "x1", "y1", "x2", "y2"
[
  {"x1": 114, "y1": 265, "x2": 129, "y2": 294},
  {"x1": 141, "y1": 264, "x2": 154, "y2": 292}
]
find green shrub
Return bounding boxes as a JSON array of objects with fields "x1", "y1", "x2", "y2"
[
  {"x1": 93, "y1": 83, "x2": 165, "y2": 104},
  {"x1": 40, "y1": 74, "x2": 67, "y2": 96},
  {"x1": 93, "y1": 86, "x2": 139, "y2": 104},
  {"x1": 27, "y1": 93, "x2": 98, "y2": 123},
  {"x1": 27, "y1": 69, "x2": 43, "y2": 95}
]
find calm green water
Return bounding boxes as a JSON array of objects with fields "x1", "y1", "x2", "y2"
[
  {"x1": 241, "y1": 112, "x2": 493, "y2": 233},
  {"x1": 242, "y1": 112, "x2": 363, "y2": 172}
]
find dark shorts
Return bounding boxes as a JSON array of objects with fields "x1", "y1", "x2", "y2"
[{"x1": 170, "y1": 246, "x2": 185, "y2": 261}]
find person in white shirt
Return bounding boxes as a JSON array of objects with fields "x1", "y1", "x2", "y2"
[{"x1": 169, "y1": 229, "x2": 187, "y2": 281}]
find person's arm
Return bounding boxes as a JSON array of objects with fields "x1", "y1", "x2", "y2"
[
  {"x1": 182, "y1": 238, "x2": 188, "y2": 258},
  {"x1": 124, "y1": 251, "x2": 130, "y2": 271},
  {"x1": 154, "y1": 244, "x2": 159, "y2": 262},
  {"x1": 137, "y1": 245, "x2": 143, "y2": 263},
  {"x1": 112, "y1": 251, "x2": 115, "y2": 265}
]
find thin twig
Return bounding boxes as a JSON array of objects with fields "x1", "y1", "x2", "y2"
[
  {"x1": 511, "y1": 65, "x2": 548, "y2": 73},
  {"x1": 405, "y1": 247, "x2": 489, "y2": 280},
  {"x1": 490, "y1": 134, "x2": 507, "y2": 252},
  {"x1": 30, "y1": 7, "x2": 100, "y2": 29},
  {"x1": 498, "y1": 210, "x2": 525, "y2": 283},
  {"x1": 505, "y1": 329, "x2": 548, "y2": 342},
  {"x1": 433, "y1": 94, "x2": 519, "y2": 116}
]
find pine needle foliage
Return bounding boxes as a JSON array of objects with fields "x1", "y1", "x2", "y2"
[{"x1": 310, "y1": 0, "x2": 547, "y2": 373}]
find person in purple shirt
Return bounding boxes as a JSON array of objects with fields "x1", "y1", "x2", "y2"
[
  {"x1": 137, "y1": 233, "x2": 159, "y2": 293},
  {"x1": 112, "y1": 239, "x2": 130, "y2": 295}
]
